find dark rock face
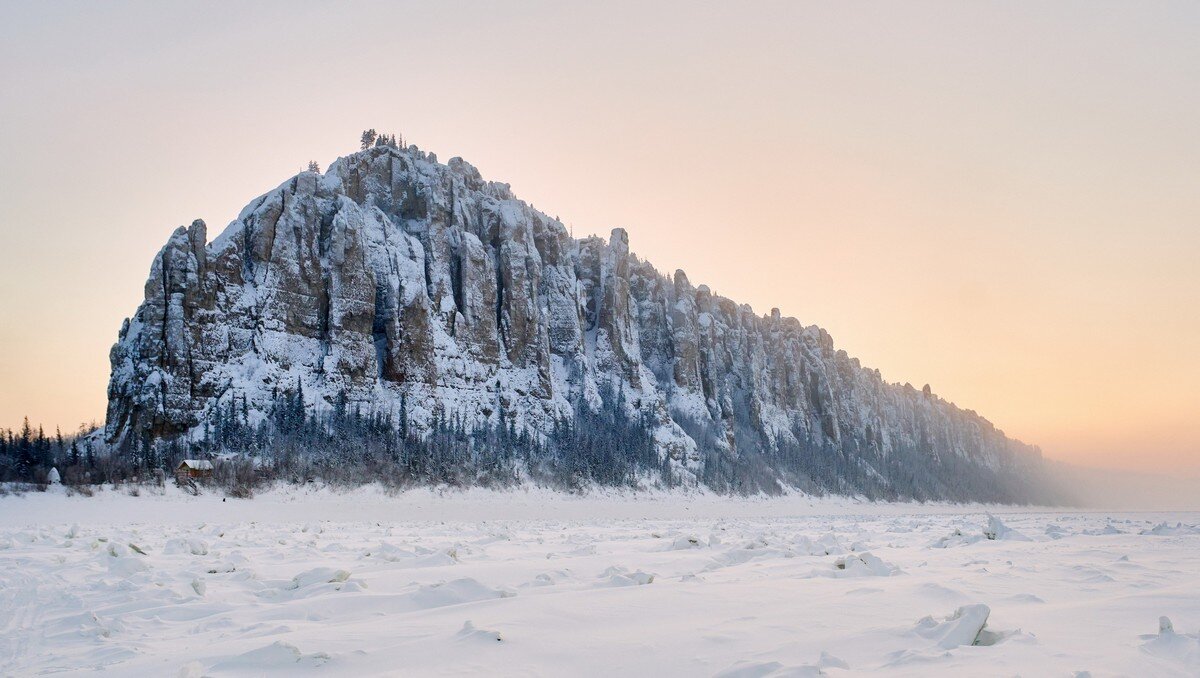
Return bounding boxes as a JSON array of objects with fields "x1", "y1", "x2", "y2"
[{"x1": 106, "y1": 145, "x2": 1046, "y2": 489}]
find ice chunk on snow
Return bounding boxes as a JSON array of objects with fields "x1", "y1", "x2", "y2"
[
  {"x1": 164, "y1": 538, "x2": 209, "y2": 555},
  {"x1": 668, "y1": 535, "x2": 706, "y2": 550},
  {"x1": 105, "y1": 544, "x2": 149, "y2": 577},
  {"x1": 816, "y1": 532, "x2": 845, "y2": 555},
  {"x1": 833, "y1": 552, "x2": 899, "y2": 577},
  {"x1": 1141, "y1": 522, "x2": 1199, "y2": 536},
  {"x1": 80, "y1": 611, "x2": 125, "y2": 639},
  {"x1": 914, "y1": 604, "x2": 992, "y2": 649},
  {"x1": 817, "y1": 651, "x2": 849, "y2": 669},
  {"x1": 984, "y1": 515, "x2": 1030, "y2": 541},
  {"x1": 1140, "y1": 616, "x2": 1200, "y2": 667},
  {"x1": 929, "y1": 528, "x2": 984, "y2": 549},
  {"x1": 287, "y1": 567, "x2": 350, "y2": 589}
]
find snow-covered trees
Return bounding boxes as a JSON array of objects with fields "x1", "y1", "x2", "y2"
[
  {"x1": 79, "y1": 375, "x2": 1058, "y2": 502},
  {"x1": 152, "y1": 385, "x2": 658, "y2": 492},
  {"x1": 0, "y1": 392, "x2": 1058, "y2": 500},
  {"x1": 0, "y1": 417, "x2": 96, "y2": 485}
]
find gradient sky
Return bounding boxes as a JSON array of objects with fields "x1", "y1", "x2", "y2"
[{"x1": 1, "y1": 1, "x2": 1197, "y2": 474}]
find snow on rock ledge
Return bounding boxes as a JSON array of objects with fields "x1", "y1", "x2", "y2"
[{"x1": 104, "y1": 144, "x2": 1056, "y2": 500}]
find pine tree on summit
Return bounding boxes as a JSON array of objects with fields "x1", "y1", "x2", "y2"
[
  {"x1": 360, "y1": 129, "x2": 378, "y2": 150},
  {"x1": 307, "y1": 160, "x2": 320, "y2": 173}
]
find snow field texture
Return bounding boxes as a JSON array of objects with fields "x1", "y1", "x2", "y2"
[{"x1": 1, "y1": 488, "x2": 1198, "y2": 676}]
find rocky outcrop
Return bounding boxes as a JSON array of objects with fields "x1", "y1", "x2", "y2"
[{"x1": 106, "y1": 145, "x2": 1047, "y2": 491}]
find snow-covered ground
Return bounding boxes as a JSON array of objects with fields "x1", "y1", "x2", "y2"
[{"x1": 2, "y1": 486, "x2": 1198, "y2": 676}]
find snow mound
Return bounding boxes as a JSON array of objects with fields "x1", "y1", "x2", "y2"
[
  {"x1": 1082, "y1": 523, "x2": 1123, "y2": 536},
  {"x1": 713, "y1": 660, "x2": 824, "y2": 677},
  {"x1": 457, "y1": 620, "x2": 503, "y2": 642},
  {"x1": 1139, "y1": 616, "x2": 1200, "y2": 667},
  {"x1": 208, "y1": 641, "x2": 331, "y2": 673},
  {"x1": 816, "y1": 651, "x2": 849, "y2": 669},
  {"x1": 366, "y1": 542, "x2": 458, "y2": 567},
  {"x1": 522, "y1": 570, "x2": 573, "y2": 588},
  {"x1": 706, "y1": 546, "x2": 793, "y2": 571},
  {"x1": 80, "y1": 611, "x2": 126, "y2": 639},
  {"x1": 794, "y1": 534, "x2": 846, "y2": 556},
  {"x1": 408, "y1": 578, "x2": 515, "y2": 609},
  {"x1": 596, "y1": 566, "x2": 655, "y2": 587},
  {"x1": 178, "y1": 660, "x2": 205, "y2": 677}
]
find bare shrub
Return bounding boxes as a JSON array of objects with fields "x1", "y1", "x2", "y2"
[{"x1": 213, "y1": 459, "x2": 263, "y2": 499}]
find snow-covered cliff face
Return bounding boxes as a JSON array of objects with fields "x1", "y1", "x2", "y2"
[{"x1": 106, "y1": 145, "x2": 1044, "y2": 487}]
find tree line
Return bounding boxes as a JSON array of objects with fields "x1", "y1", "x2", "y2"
[{"x1": 0, "y1": 418, "x2": 124, "y2": 490}]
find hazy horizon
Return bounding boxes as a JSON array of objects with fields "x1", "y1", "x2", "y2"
[{"x1": 1, "y1": 1, "x2": 1197, "y2": 477}]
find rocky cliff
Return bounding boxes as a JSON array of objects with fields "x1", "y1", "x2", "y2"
[{"x1": 106, "y1": 144, "x2": 1052, "y2": 498}]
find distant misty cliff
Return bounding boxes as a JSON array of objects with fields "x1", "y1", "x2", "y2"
[{"x1": 105, "y1": 142, "x2": 1060, "y2": 501}]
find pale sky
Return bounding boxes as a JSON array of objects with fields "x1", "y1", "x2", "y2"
[{"x1": 1, "y1": 1, "x2": 1197, "y2": 474}]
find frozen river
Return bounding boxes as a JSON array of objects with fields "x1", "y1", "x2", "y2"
[{"x1": 1, "y1": 486, "x2": 1197, "y2": 676}]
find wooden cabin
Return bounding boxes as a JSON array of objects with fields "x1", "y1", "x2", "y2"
[{"x1": 175, "y1": 459, "x2": 214, "y2": 484}]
